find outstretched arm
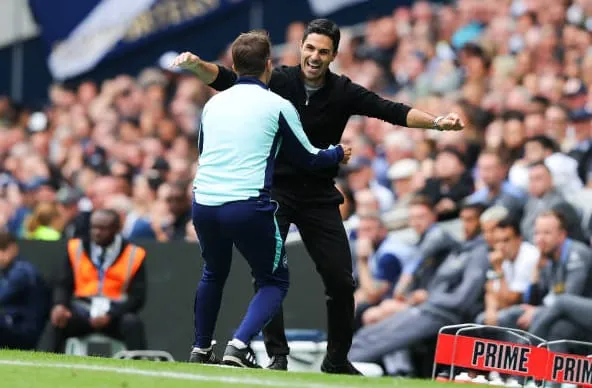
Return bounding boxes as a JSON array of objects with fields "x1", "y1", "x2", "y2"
[
  {"x1": 171, "y1": 52, "x2": 236, "y2": 90},
  {"x1": 347, "y1": 80, "x2": 464, "y2": 131}
]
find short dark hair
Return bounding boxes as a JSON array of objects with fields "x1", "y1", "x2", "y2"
[
  {"x1": 538, "y1": 209, "x2": 568, "y2": 232},
  {"x1": 461, "y1": 200, "x2": 486, "y2": 216},
  {"x1": 502, "y1": 110, "x2": 525, "y2": 122},
  {"x1": 0, "y1": 229, "x2": 17, "y2": 250},
  {"x1": 231, "y1": 31, "x2": 271, "y2": 78},
  {"x1": 496, "y1": 216, "x2": 522, "y2": 237},
  {"x1": 526, "y1": 135, "x2": 559, "y2": 153},
  {"x1": 409, "y1": 194, "x2": 434, "y2": 210},
  {"x1": 303, "y1": 19, "x2": 340, "y2": 53},
  {"x1": 528, "y1": 160, "x2": 551, "y2": 174},
  {"x1": 93, "y1": 208, "x2": 121, "y2": 230}
]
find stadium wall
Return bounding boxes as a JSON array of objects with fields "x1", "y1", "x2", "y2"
[{"x1": 20, "y1": 239, "x2": 326, "y2": 361}]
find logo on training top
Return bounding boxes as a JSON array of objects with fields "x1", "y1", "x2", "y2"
[{"x1": 471, "y1": 340, "x2": 530, "y2": 373}]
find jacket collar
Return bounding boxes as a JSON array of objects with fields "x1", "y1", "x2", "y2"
[{"x1": 236, "y1": 76, "x2": 268, "y2": 90}]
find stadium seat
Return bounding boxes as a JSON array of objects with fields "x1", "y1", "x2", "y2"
[{"x1": 65, "y1": 334, "x2": 126, "y2": 357}]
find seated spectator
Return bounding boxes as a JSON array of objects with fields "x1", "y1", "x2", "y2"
[
  {"x1": 383, "y1": 158, "x2": 420, "y2": 230},
  {"x1": 500, "y1": 110, "x2": 527, "y2": 165},
  {"x1": 353, "y1": 213, "x2": 418, "y2": 328},
  {"x1": 46, "y1": 209, "x2": 147, "y2": 353},
  {"x1": 362, "y1": 195, "x2": 459, "y2": 327},
  {"x1": 466, "y1": 149, "x2": 525, "y2": 217},
  {"x1": 480, "y1": 205, "x2": 509, "y2": 251},
  {"x1": 509, "y1": 135, "x2": 583, "y2": 195},
  {"x1": 105, "y1": 194, "x2": 156, "y2": 241},
  {"x1": 520, "y1": 162, "x2": 586, "y2": 243},
  {"x1": 57, "y1": 186, "x2": 90, "y2": 240},
  {"x1": 418, "y1": 147, "x2": 474, "y2": 221},
  {"x1": 349, "y1": 202, "x2": 488, "y2": 374},
  {"x1": 493, "y1": 211, "x2": 592, "y2": 341},
  {"x1": 154, "y1": 181, "x2": 192, "y2": 241},
  {"x1": 476, "y1": 217, "x2": 539, "y2": 326},
  {"x1": 344, "y1": 156, "x2": 394, "y2": 213},
  {"x1": 0, "y1": 229, "x2": 51, "y2": 350},
  {"x1": 24, "y1": 201, "x2": 62, "y2": 241}
]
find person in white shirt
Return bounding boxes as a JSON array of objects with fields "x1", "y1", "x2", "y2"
[
  {"x1": 509, "y1": 135, "x2": 583, "y2": 195},
  {"x1": 477, "y1": 217, "x2": 539, "y2": 326}
]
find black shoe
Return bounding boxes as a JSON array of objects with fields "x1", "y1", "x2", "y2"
[
  {"x1": 267, "y1": 355, "x2": 288, "y2": 371},
  {"x1": 222, "y1": 344, "x2": 261, "y2": 368},
  {"x1": 320, "y1": 356, "x2": 362, "y2": 375},
  {"x1": 189, "y1": 347, "x2": 220, "y2": 364}
]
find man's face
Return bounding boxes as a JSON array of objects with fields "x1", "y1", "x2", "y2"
[
  {"x1": 357, "y1": 218, "x2": 384, "y2": 245},
  {"x1": 435, "y1": 152, "x2": 464, "y2": 179},
  {"x1": 503, "y1": 119, "x2": 526, "y2": 150},
  {"x1": 460, "y1": 208, "x2": 481, "y2": 240},
  {"x1": 534, "y1": 215, "x2": 566, "y2": 257},
  {"x1": 300, "y1": 33, "x2": 336, "y2": 84},
  {"x1": 478, "y1": 154, "x2": 503, "y2": 188},
  {"x1": 495, "y1": 226, "x2": 521, "y2": 260},
  {"x1": 347, "y1": 166, "x2": 372, "y2": 191},
  {"x1": 408, "y1": 204, "x2": 435, "y2": 235},
  {"x1": 481, "y1": 219, "x2": 498, "y2": 248},
  {"x1": 90, "y1": 212, "x2": 118, "y2": 247},
  {"x1": 0, "y1": 243, "x2": 18, "y2": 269},
  {"x1": 528, "y1": 165, "x2": 553, "y2": 198},
  {"x1": 524, "y1": 141, "x2": 547, "y2": 163},
  {"x1": 166, "y1": 187, "x2": 189, "y2": 218},
  {"x1": 545, "y1": 106, "x2": 567, "y2": 138}
]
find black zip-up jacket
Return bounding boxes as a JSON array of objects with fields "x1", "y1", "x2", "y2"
[
  {"x1": 53, "y1": 238, "x2": 147, "y2": 319},
  {"x1": 210, "y1": 65, "x2": 412, "y2": 204}
]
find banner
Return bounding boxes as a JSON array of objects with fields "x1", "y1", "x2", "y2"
[
  {"x1": 435, "y1": 333, "x2": 592, "y2": 387},
  {"x1": 28, "y1": 0, "x2": 250, "y2": 80},
  {"x1": 307, "y1": 0, "x2": 368, "y2": 16}
]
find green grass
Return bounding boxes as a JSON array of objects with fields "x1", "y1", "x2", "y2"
[{"x1": 0, "y1": 349, "x2": 453, "y2": 387}]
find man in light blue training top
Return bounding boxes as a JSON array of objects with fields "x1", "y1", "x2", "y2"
[{"x1": 188, "y1": 30, "x2": 351, "y2": 368}]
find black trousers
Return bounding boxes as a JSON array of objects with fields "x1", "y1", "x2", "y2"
[
  {"x1": 261, "y1": 191, "x2": 355, "y2": 361},
  {"x1": 47, "y1": 308, "x2": 146, "y2": 353}
]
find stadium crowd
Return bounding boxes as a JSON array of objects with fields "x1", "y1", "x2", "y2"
[{"x1": 2, "y1": 0, "x2": 592, "y2": 377}]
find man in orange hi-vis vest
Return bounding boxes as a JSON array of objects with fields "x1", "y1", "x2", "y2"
[{"x1": 46, "y1": 209, "x2": 147, "y2": 353}]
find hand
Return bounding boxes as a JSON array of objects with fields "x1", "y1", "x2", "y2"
[
  {"x1": 437, "y1": 113, "x2": 464, "y2": 131},
  {"x1": 50, "y1": 305, "x2": 72, "y2": 328},
  {"x1": 171, "y1": 52, "x2": 201, "y2": 72},
  {"x1": 489, "y1": 250, "x2": 504, "y2": 271},
  {"x1": 517, "y1": 304, "x2": 536, "y2": 329},
  {"x1": 339, "y1": 144, "x2": 352, "y2": 164},
  {"x1": 90, "y1": 315, "x2": 112, "y2": 330},
  {"x1": 356, "y1": 238, "x2": 374, "y2": 260},
  {"x1": 408, "y1": 289, "x2": 429, "y2": 305},
  {"x1": 483, "y1": 310, "x2": 498, "y2": 326}
]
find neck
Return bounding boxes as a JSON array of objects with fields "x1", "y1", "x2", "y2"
[
  {"x1": 552, "y1": 239, "x2": 567, "y2": 261},
  {"x1": 487, "y1": 183, "x2": 501, "y2": 198}
]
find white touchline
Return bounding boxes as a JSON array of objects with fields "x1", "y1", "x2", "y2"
[{"x1": 0, "y1": 359, "x2": 360, "y2": 388}]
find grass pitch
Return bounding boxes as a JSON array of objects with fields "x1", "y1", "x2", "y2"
[{"x1": 0, "y1": 349, "x2": 453, "y2": 387}]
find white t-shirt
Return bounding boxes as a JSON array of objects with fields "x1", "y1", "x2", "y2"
[{"x1": 501, "y1": 241, "x2": 540, "y2": 293}]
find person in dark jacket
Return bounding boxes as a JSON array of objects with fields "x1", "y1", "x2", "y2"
[
  {"x1": 172, "y1": 19, "x2": 464, "y2": 373},
  {"x1": 0, "y1": 229, "x2": 50, "y2": 350},
  {"x1": 46, "y1": 209, "x2": 147, "y2": 353}
]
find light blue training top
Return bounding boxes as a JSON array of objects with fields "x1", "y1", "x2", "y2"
[{"x1": 193, "y1": 77, "x2": 344, "y2": 206}]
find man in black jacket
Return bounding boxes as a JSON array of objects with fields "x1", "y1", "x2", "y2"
[
  {"x1": 172, "y1": 19, "x2": 463, "y2": 373},
  {"x1": 46, "y1": 209, "x2": 147, "y2": 353}
]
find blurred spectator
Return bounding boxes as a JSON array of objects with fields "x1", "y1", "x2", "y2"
[
  {"x1": 493, "y1": 211, "x2": 592, "y2": 341},
  {"x1": 476, "y1": 217, "x2": 539, "y2": 326},
  {"x1": 57, "y1": 186, "x2": 90, "y2": 240},
  {"x1": 105, "y1": 195, "x2": 156, "y2": 241},
  {"x1": 520, "y1": 162, "x2": 586, "y2": 243},
  {"x1": 509, "y1": 135, "x2": 583, "y2": 194},
  {"x1": 349, "y1": 202, "x2": 488, "y2": 375},
  {"x1": 353, "y1": 213, "x2": 418, "y2": 327},
  {"x1": 0, "y1": 229, "x2": 51, "y2": 350},
  {"x1": 24, "y1": 202, "x2": 62, "y2": 241},
  {"x1": 383, "y1": 159, "x2": 421, "y2": 230},
  {"x1": 363, "y1": 195, "x2": 459, "y2": 327},
  {"x1": 47, "y1": 209, "x2": 147, "y2": 353},
  {"x1": 417, "y1": 147, "x2": 474, "y2": 220},
  {"x1": 466, "y1": 149, "x2": 526, "y2": 216},
  {"x1": 344, "y1": 157, "x2": 394, "y2": 213}
]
